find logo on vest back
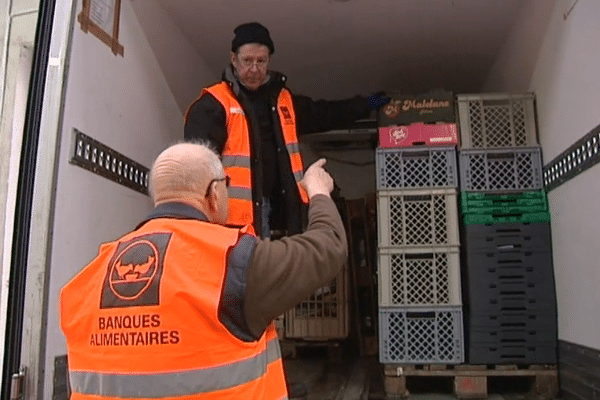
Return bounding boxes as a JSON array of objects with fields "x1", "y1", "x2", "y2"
[
  {"x1": 280, "y1": 106, "x2": 294, "y2": 125},
  {"x1": 100, "y1": 232, "x2": 172, "y2": 309}
]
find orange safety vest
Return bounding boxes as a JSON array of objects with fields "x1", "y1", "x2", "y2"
[
  {"x1": 185, "y1": 82, "x2": 309, "y2": 227},
  {"x1": 60, "y1": 218, "x2": 288, "y2": 399}
]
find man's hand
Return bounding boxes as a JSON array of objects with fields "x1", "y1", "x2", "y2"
[{"x1": 300, "y1": 158, "x2": 334, "y2": 199}]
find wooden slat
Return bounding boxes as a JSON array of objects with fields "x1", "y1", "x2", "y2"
[{"x1": 382, "y1": 363, "x2": 559, "y2": 399}]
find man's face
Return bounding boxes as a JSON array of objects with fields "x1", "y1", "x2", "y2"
[{"x1": 231, "y1": 43, "x2": 270, "y2": 91}]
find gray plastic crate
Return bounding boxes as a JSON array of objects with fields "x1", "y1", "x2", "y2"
[
  {"x1": 378, "y1": 247, "x2": 462, "y2": 306},
  {"x1": 379, "y1": 305, "x2": 464, "y2": 364},
  {"x1": 459, "y1": 147, "x2": 543, "y2": 192},
  {"x1": 376, "y1": 146, "x2": 458, "y2": 189},
  {"x1": 457, "y1": 93, "x2": 538, "y2": 149},
  {"x1": 378, "y1": 188, "x2": 460, "y2": 248}
]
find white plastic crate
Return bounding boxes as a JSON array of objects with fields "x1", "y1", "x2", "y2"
[
  {"x1": 379, "y1": 305, "x2": 464, "y2": 364},
  {"x1": 285, "y1": 264, "x2": 349, "y2": 340},
  {"x1": 377, "y1": 188, "x2": 460, "y2": 248},
  {"x1": 457, "y1": 93, "x2": 538, "y2": 149},
  {"x1": 378, "y1": 247, "x2": 462, "y2": 306},
  {"x1": 376, "y1": 146, "x2": 458, "y2": 189}
]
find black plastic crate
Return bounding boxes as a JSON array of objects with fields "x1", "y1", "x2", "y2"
[
  {"x1": 463, "y1": 284, "x2": 556, "y2": 313},
  {"x1": 466, "y1": 294, "x2": 557, "y2": 315},
  {"x1": 463, "y1": 265, "x2": 555, "y2": 286},
  {"x1": 468, "y1": 344, "x2": 557, "y2": 364},
  {"x1": 464, "y1": 267, "x2": 556, "y2": 296},
  {"x1": 463, "y1": 249, "x2": 554, "y2": 278},
  {"x1": 467, "y1": 311, "x2": 557, "y2": 331},
  {"x1": 466, "y1": 279, "x2": 556, "y2": 305},
  {"x1": 462, "y1": 264, "x2": 556, "y2": 307},
  {"x1": 459, "y1": 147, "x2": 543, "y2": 192},
  {"x1": 462, "y1": 222, "x2": 552, "y2": 251},
  {"x1": 462, "y1": 250, "x2": 557, "y2": 316},
  {"x1": 468, "y1": 328, "x2": 557, "y2": 345},
  {"x1": 460, "y1": 190, "x2": 549, "y2": 215},
  {"x1": 376, "y1": 146, "x2": 458, "y2": 189}
]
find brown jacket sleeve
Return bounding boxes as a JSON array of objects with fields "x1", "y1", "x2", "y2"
[{"x1": 244, "y1": 194, "x2": 348, "y2": 338}]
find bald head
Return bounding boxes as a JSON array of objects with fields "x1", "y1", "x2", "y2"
[{"x1": 150, "y1": 142, "x2": 223, "y2": 206}]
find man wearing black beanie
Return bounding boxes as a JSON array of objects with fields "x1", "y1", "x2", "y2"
[{"x1": 185, "y1": 22, "x2": 388, "y2": 241}]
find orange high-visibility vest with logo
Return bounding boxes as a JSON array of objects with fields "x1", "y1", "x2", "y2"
[
  {"x1": 185, "y1": 82, "x2": 309, "y2": 227},
  {"x1": 60, "y1": 218, "x2": 288, "y2": 400}
]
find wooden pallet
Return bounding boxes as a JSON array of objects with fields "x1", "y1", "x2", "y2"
[{"x1": 383, "y1": 363, "x2": 559, "y2": 399}]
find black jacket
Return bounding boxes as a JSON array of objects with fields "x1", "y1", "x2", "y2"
[{"x1": 184, "y1": 65, "x2": 371, "y2": 236}]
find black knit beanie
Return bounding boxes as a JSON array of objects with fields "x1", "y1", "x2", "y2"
[{"x1": 231, "y1": 22, "x2": 275, "y2": 54}]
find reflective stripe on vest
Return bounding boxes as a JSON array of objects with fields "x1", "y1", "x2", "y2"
[
  {"x1": 221, "y1": 155, "x2": 252, "y2": 200},
  {"x1": 221, "y1": 154, "x2": 251, "y2": 168},
  {"x1": 193, "y1": 82, "x2": 308, "y2": 228},
  {"x1": 70, "y1": 336, "x2": 282, "y2": 397},
  {"x1": 276, "y1": 92, "x2": 309, "y2": 204}
]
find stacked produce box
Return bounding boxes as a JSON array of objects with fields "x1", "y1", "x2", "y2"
[
  {"x1": 376, "y1": 90, "x2": 464, "y2": 364},
  {"x1": 457, "y1": 93, "x2": 558, "y2": 364}
]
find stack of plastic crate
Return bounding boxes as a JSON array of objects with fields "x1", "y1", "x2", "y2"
[
  {"x1": 375, "y1": 145, "x2": 465, "y2": 365},
  {"x1": 457, "y1": 93, "x2": 558, "y2": 364}
]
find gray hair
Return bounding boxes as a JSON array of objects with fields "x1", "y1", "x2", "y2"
[{"x1": 149, "y1": 140, "x2": 224, "y2": 203}]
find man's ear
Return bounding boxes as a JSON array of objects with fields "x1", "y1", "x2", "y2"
[
  {"x1": 206, "y1": 181, "x2": 219, "y2": 213},
  {"x1": 230, "y1": 51, "x2": 237, "y2": 66}
]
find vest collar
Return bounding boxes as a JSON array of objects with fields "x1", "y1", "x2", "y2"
[{"x1": 136, "y1": 202, "x2": 209, "y2": 229}]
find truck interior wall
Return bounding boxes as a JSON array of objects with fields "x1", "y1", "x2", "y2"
[
  {"x1": 483, "y1": 0, "x2": 600, "y2": 352},
  {"x1": 129, "y1": 0, "x2": 217, "y2": 113},
  {"x1": 0, "y1": 0, "x2": 40, "y2": 387},
  {"x1": 39, "y1": 0, "x2": 214, "y2": 396}
]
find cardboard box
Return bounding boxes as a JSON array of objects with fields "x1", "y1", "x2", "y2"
[
  {"x1": 378, "y1": 123, "x2": 458, "y2": 148},
  {"x1": 379, "y1": 89, "x2": 455, "y2": 126}
]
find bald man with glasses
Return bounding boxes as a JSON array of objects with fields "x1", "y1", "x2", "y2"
[{"x1": 60, "y1": 142, "x2": 347, "y2": 399}]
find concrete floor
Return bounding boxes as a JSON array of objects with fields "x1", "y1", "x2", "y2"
[{"x1": 282, "y1": 341, "x2": 560, "y2": 400}]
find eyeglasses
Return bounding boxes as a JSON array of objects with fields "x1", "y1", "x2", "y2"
[
  {"x1": 238, "y1": 57, "x2": 269, "y2": 69},
  {"x1": 204, "y1": 175, "x2": 231, "y2": 197}
]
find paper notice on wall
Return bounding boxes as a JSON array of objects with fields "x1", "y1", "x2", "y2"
[{"x1": 90, "y1": 0, "x2": 114, "y2": 33}]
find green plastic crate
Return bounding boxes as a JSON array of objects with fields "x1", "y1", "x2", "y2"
[
  {"x1": 460, "y1": 190, "x2": 549, "y2": 215},
  {"x1": 462, "y1": 211, "x2": 551, "y2": 225}
]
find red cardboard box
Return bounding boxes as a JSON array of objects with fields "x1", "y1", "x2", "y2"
[{"x1": 378, "y1": 123, "x2": 458, "y2": 148}]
